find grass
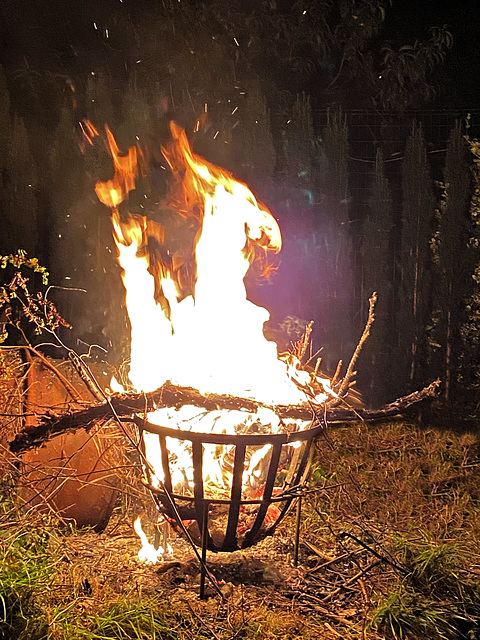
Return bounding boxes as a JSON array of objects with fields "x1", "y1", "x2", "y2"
[
  {"x1": 0, "y1": 523, "x2": 55, "y2": 639},
  {"x1": 1, "y1": 419, "x2": 480, "y2": 639}
]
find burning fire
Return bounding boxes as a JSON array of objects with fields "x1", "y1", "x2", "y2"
[{"x1": 90, "y1": 121, "x2": 336, "y2": 557}]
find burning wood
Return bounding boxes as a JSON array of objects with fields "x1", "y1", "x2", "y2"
[{"x1": 9, "y1": 378, "x2": 440, "y2": 455}]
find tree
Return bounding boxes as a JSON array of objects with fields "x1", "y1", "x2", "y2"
[
  {"x1": 378, "y1": 26, "x2": 454, "y2": 110},
  {"x1": 360, "y1": 148, "x2": 393, "y2": 404},
  {"x1": 398, "y1": 122, "x2": 435, "y2": 391},
  {"x1": 431, "y1": 121, "x2": 472, "y2": 401},
  {"x1": 0, "y1": 64, "x2": 11, "y2": 244},
  {"x1": 0, "y1": 64, "x2": 9, "y2": 150},
  {"x1": 3, "y1": 115, "x2": 38, "y2": 256},
  {"x1": 315, "y1": 109, "x2": 354, "y2": 359},
  {"x1": 284, "y1": 93, "x2": 315, "y2": 190},
  {"x1": 456, "y1": 131, "x2": 480, "y2": 413}
]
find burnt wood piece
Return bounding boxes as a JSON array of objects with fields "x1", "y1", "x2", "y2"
[{"x1": 9, "y1": 379, "x2": 441, "y2": 454}]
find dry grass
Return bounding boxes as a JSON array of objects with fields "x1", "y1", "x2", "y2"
[{"x1": 1, "y1": 413, "x2": 480, "y2": 639}]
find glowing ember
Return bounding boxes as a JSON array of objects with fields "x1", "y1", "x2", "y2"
[{"x1": 91, "y1": 121, "x2": 336, "y2": 559}]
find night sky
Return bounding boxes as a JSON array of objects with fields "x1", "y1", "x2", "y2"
[{"x1": 0, "y1": 0, "x2": 479, "y2": 111}]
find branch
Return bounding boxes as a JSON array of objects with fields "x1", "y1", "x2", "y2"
[
  {"x1": 9, "y1": 379, "x2": 441, "y2": 455},
  {"x1": 332, "y1": 292, "x2": 377, "y2": 401}
]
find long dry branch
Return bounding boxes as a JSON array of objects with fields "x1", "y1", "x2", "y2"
[{"x1": 9, "y1": 379, "x2": 441, "y2": 454}]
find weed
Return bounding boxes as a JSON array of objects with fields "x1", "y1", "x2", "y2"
[
  {"x1": 0, "y1": 525, "x2": 56, "y2": 640},
  {"x1": 61, "y1": 596, "x2": 177, "y2": 640},
  {"x1": 370, "y1": 586, "x2": 462, "y2": 639}
]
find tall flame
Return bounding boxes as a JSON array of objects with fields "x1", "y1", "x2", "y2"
[
  {"x1": 95, "y1": 122, "x2": 320, "y2": 405},
  {"x1": 92, "y1": 121, "x2": 335, "y2": 556}
]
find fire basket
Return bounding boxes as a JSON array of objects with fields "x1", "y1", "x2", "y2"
[
  {"x1": 134, "y1": 413, "x2": 325, "y2": 596},
  {"x1": 135, "y1": 415, "x2": 324, "y2": 553}
]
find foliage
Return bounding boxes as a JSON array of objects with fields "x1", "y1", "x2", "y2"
[
  {"x1": 0, "y1": 250, "x2": 70, "y2": 345},
  {"x1": 379, "y1": 26, "x2": 454, "y2": 110}
]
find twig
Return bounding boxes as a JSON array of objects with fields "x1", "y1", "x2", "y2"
[
  {"x1": 186, "y1": 601, "x2": 223, "y2": 639},
  {"x1": 293, "y1": 321, "x2": 314, "y2": 362},
  {"x1": 320, "y1": 559, "x2": 382, "y2": 603},
  {"x1": 67, "y1": 350, "x2": 106, "y2": 403},
  {"x1": 3, "y1": 345, "x2": 85, "y2": 404},
  {"x1": 331, "y1": 360, "x2": 343, "y2": 388},
  {"x1": 295, "y1": 592, "x2": 353, "y2": 624},
  {"x1": 333, "y1": 292, "x2": 377, "y2": 401},
  {"x1": 338, "y1": 531, "x2": 407, "y2": 575}
]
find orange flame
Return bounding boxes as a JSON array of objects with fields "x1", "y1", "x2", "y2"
[
  {"x1": 94, "y1": 127, "x2": 140, "y2": 209},
  {"x1": 89, "y1": 119, "x2": 336, "y2": 560}
]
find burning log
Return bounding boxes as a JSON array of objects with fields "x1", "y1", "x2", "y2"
[{"x1": 9, "y1": 378, "x2": 441, "y2": 455}]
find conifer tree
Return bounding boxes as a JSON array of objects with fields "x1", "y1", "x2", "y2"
[
  {"x1": 284, "y1": 93, "x2": 314, "y2": 190},
  {"x1": 119, "y1": 72, "x2": 153, "y2": 148},
  {"x1": 432, "y1": 121, "x2": 472, "y2": 400},
  {"x1": 4, "y1": 115, "x2": 38, "y2": 255},
  {"x1": 317, "y1": 109, "x2": 354, "y2": 360},
  {"x1": 85, "y1": 72, "x2": 116, "y2": 129},
  {"x1": 49, "y1": 104, "x2": 85, "y2": 278},
  {"x1": 457, "y1": 131, "x2": 480, "y2": 411},
  {"x1": 239, "y1": 82, "x2": 276, "y2": 185},
  {"x1": 398, "y1": 122, "x2": 435, "y2": 391},
  {"x1": 0, "y1": 65, "x2": 11, "y2": 245},
  {"x1": 0, "y1": 64, "x2": 9, "y2": 152},
  {"x1": 360, "y1": 148, "x2": 393, "y2": 404}
]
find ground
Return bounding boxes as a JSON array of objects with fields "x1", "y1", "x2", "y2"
[{"x1": 2, "y1": 419, "x2": 480, "y2": 640}]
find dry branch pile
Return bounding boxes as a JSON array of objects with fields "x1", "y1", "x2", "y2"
[
  {"x1": 10, "y1": 378, "x2": 441, "y2": 455},
  {"x1": 7, "y1": 294, "x2": 441, "y2": 456}
]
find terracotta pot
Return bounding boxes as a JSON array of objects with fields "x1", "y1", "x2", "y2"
[{"x1": 19, "y1": 356, "x2": 119, "y2": 532}]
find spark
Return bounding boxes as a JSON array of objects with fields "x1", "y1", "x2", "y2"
[
  {"x1": 231, "y1": 106, "x2": 238, "y2": 114},
  {"x1": 234, "y1": 37, "x2": 239, "y2": 46},
  {"x1": 105, "y1": 29, "x2": 109, "y2": 38},
  {"x1": 93, "y1": 22, "x2": 97, "y2": 29},
  {"x1": 213, "y1": 131, "x2": 219, "y2": 139}
]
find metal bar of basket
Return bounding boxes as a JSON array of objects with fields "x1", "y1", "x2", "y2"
[
  {"x1": 222, "y1": 443, "x2": 246, "y2": 551},
  {"x1": 265, "y1": 432, "x2": 316, "y2": 535},
  {"x1": 159, "y1": 435, "x2": 173, "y2": 494},
  {"x1": 200, "y1": 501, "x2": 210, "y2": 599},
  {"x1": 192, "y1": 439, "x2": 205, "y2": 533},
  {"x1": 242, "y1": 440, "x2": 283, "y2": 548},
  {"x1": 136, "y1": 415, "x2": 325, "y2": 551}
]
